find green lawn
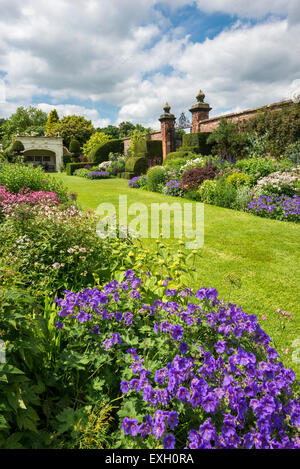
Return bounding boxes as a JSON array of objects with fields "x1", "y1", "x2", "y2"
[{"x1": 52, "y1": 173, "x2": 300, "y2": 375}]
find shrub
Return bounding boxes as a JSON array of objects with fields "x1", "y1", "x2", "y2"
[
  {"x1": 147, "y1": 166, "x2": 167, "y2": 192},
  {"x1": 66, "y1": 162, "x2": 96, "y2": 175},
  {"x1": 233, "y1": 186, "x2": 252, "y2": 211},
  {"x1": 88, "y1": 140, "x2": 124, "y2": 164},
  {"x1": 284, "y1": 141, "x2": 300, "y2": 166},
  {"x1": 248, "y1": 194, "x2": 300, "y2": 222},
  {"x1": 0, "y1": 163, "x2": 67, "y2": 201},
  {"x1": 226, "y1": 172, "x2": 251, "y2": 188},
  {"x1": 179, "y1": 157, "x2": 206, "y2": 175},
  {"x1": 207, "y1": 118, "x2": 248, "y2": 160},
  {"x1": 254, "y1": 168, "x2": 300, "y2": 197},
  {"x1": 197, "y1": 179, "x2": 217, "y2": 204},
  {"x1": 181, "y1": 165, "x2": 218, "y2": 192},
  {"x1": 212, "y1": 178, "x2": 237, "y2": 208},
  {"x1": 69, "y1": 138, "x2": 81, "y2": 155},
  {"x1": 87, "y1": 171, "x2": 110, "y2": 179},
  {"x1": 73, "y1": 168, "x2": 91, "y2": 178},
  {"x1": 182, "y1": 132, "x2": 213, "y2": 155},
  {"x1": 125, "y1": 157, "x2": 148, "y2": 177},
  {"x1": 163, "y1": 151, "x2": 190, "y2": 163},
  {"x1": 63, "y1": 153, "x2": 72, "y2": 167},
  {"x1": 235, "y1": 158, "x2": 288, "y2": 186}
]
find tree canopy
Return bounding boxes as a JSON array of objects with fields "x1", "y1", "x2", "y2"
[{"x1": 1, "y1": 106, "x2": 48, "y2": 149}]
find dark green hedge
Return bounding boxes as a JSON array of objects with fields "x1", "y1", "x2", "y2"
[
  {"x1": 66, "y1": 162, "x2": 96, "y2": 176},
  {"x1": 146, "y1": 140, "x2": 162, "y2": 159},
  {"x1": 163, "y1": 150, "x2": 190, "y2": 163},
  {"x1": 181, "y1": 132, "x2": 213, "y2": 155},
  {"x1": 88, "y1": 139, "x2": 124, "y2": 164},
  {"x1": 125, "y1": 156, "x2": 148, "y2": 176}
]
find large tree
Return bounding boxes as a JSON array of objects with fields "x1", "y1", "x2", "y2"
[
  {"x1": 1, "y1": 106, "x2": 48, "y2": 149},
  {"x1": 97, "y1": 125, "x2": 120, "y2": 139},
  {"x1": 58, "y1": 115, "x2": 95, "y2": 148},
  {"x1": 82, "y1": 132, "x2": 111, "y2": 158},
  {"x1": 46, "y1": 109, "x2": 60, "y2": 136}
]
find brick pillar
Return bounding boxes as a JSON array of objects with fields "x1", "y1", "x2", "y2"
[
  {"x1": 159, "y1": 102, "x2": 176, "y2": 161},
  {"x1": 189, "y1": 90, "x2": 212, "y2": 133}
]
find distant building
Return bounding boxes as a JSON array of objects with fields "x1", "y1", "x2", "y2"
[{"x1": 13, "y1": 135, "x2": 64, "y2": 172}]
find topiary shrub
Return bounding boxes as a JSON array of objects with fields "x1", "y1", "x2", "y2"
[
  {"x1": 69, "y1": 138, "x2": 81, "y2": 156},
  {"x1": 147, "y1": 166, "x2": 166, "y2": 192},
  {"x1": 88, "y1": 139, "x2": 124, "y2": 164},
  {"x1": 226, "y1": 172, "x2": 251, "y2": 189},
  {"x1": 125, "y1": 157, "x2": 148, "y2": 176},
  {"x1": 181, "y1": 164, "x2": 218, "y2": 192}
]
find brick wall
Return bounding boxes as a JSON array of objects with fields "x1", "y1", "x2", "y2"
[
  {"x1": 122, "y1": 131, "x2": 162, "y2": 154},
  {"x1": 198, "y1": 99, "x2": 293, "y2": 133}
]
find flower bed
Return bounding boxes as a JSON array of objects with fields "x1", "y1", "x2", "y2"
[
  {"x1": 54, "y1": 270, "x2": 300, "y2": 450},
  {"x1": 87, "y1": 171, "x2": 111, "y2": 179},
  {"x1": 0, "y1": 185, "x2": 61, "y2": 218},
  {"x1": 248, "y1": 195, "x2": 300, "y2": 222}
]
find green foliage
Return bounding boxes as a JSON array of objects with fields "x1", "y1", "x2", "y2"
[
  {"x1": 73, "y1": 168, "x2": 91, "y2": 178},
  {"x1": 1, "y1": 107, "x2": 48, "y2": 149},
  {"x1": 207, "y1": 118, "x2": 248, "y2": 160},
  {"x1": 97, "y1": 125, "x2": 120, "y2": 139},
  {"x1": 59, "y1": 115, "x2": 95, "y2": 148},
  {"x1": 125, "y1": 157, "x2": 148, "y2": 176},
  {"x1": 284, "y1": 140, "x2": 300, "y2": 165},
  {"x1": 238, "y1": 103, "x2": 300, "y2": 157},
  {"x1": 69, "y1": 138, "x2": 81, "y2": 156},
  {"x1": 66, "y1": 162, "x2": 96, "y2": 176},
  {"x1": 182, "y1": 132, "x2": 213, "y2": 155},
  {"x1": 235, "y1": 157, "x2": 290, "y2": 186},
  {"x1": 146, "y1": 166, "x2": 166, "y2": 192},
  {"x1": 127, "y1": 131, "x2": 147, "y2": 158},
  {"x1": 146, "y1": 140, "x2": 162, "y2": 160},
  {"x1": 197, "y1": 179, "x2": 217, "y2": 203},
  {"x1": 0, "y1": 163, "x2": 67, "y2": 200},
  {"x1": 88, "y1": 140, "x2": 124, "y2": 165},
  {"x1": 46, "y1": 109, "x2": 60, "y2": 137},
  {"x1": 233, "y1": 185, "x2": 251, "y2": 211},
  {"x1": 226, "y1": 172, "x2": 250, "y2": 188},
  {"x1": 11, "y1": 140, "x2": 25, "y2": 155},
  {"x1": 211, "y1": 178, "x2": 237, "y2": 208},
  {"x1": 163, "y1": 150, "x2": 190, "y2": 163},
  {"x1": 246, "y1": 131, "x2": 269, "y2": 158},
  {"x1": 83, "y1": 132, "x2": 111, "y2": 158}
]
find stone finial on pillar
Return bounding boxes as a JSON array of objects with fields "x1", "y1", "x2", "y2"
[
  {"x1": 189, "y1": 90, "x2": 212, "y2": 133},
  {"x1": 159, "y1": 102, "x2": 176, "y2": 161}
]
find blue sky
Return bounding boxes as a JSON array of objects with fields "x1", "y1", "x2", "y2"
[{"x1": 0, "y1": 0, "x2": 299, "y2": 129}]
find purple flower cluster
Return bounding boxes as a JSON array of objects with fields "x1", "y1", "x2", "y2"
[
  {"x1": 248, "y1": 194, "x2": 300, "y2": 222},
  {"x1": 164, "y1": 180, "x2": 183, "y2": 197},
  {"x1": 87, "y1": 171, "x2": 110, "y2": 179},
  {"x1": 128, "y1": 176, "x2": 147, "y2": 188},
  {"x1": 54, "y1": 270, "x2": 300, "y2": 450}
]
